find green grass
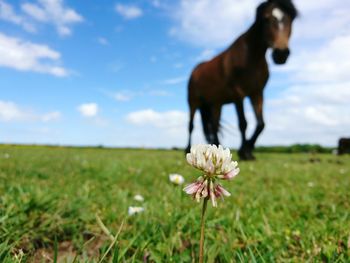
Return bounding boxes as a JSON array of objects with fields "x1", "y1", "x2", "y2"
[{"x1": 0, "y1": 145, "x2": 349, "y2": 262}]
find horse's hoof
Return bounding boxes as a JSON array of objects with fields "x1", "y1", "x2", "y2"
[
  {"x1": 246, "y1": 156, "x2": 256, "y2": 161},
  {"x1": 247, "y1": 151, "x2": 256, "y2": 161},
  {"x1": 238, "y1": 149, "x2": 248, "y2": 161},
  {"x1": 238, "y1": 149, "x2": 256, "y2": 161}
]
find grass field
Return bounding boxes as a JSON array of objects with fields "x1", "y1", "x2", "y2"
[{"x1": 0, "y1": 145, "x2": 349, "y2": 262}]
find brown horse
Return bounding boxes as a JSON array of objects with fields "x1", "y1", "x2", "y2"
[{"x1": 186, "y1": 0, "x2": 298, "y2": 160}]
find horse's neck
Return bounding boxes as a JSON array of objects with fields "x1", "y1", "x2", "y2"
[
  {"x1": 223, "y1": 22, "x2": 268, "y2": 75},
  {"x1": 244, "y1": 22, "x2": 268, "y2": 60}
]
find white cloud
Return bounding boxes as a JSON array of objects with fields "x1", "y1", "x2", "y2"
[
  {"x1": 285, "y1": 35, "x2": 350, "y2": 84},
  {"x1": 21, "y1": 0, "x2": 83, "y2": 36},
  {"x1": 115, "y1": 4, "x2": 143, "y2": 20},
  {"x1": 42, "y1": 111, "x2": 61, "y2": 122},
  {"x1": 0, "y1": 0, "x2": 22, "y2": 24},
  {"x1": 97, "y1": 37, "x2": 109, "y2": 45},
  {"x1": 150, "y1": 56, "x2": 157, "y2": 63},
  {"x1": 196, "y1": 48, "x2": 216, "y2": 62},
  {"x1": 173, "y1": 62, "x2": 183, "y2": 69},
  {"x1": 0, "y1": 101, "x2": 61, "y2": 122},
  {"x1": 162, "y1": 76, "x2": 187, "y2": 85},
  {"x1": 148, "y1": 90, "x2": 172, "y2": 97},
  {"x1": 114, "y1": 92, "x2": 132, "y2": 102},
  {"x1": 0, "y1": 101, "x2": 25, "y2": 121},
  {"x1": 170, "y1": 0, "x2": 259, "y2": 47},
  {"x1": 151, "y1": 0, "x2": 161, "y2": 8},
  {"x1": 258, "y1": 79, "x2": 350, "y2": 146},
  {"x1": 0, "y1": 32, "x2": 68, "y2": 76},
  {"x1": 110, "y1": 89, "x2": 172, "y2": 102},
  {"x1": 292, "y1": 0, "x2": 350, "y2": 40},
  {"x1": 0, "y1": 0, "x2": 36, "y2": 32},
  {"x1": 124, "y1": 108, "x2": 206, "y2": 147},
  {"x1": 110, "y1": 61, "x2": 124, "y2": 73},
  {"x1": 126, "y1": 109, "x2": 187, "y2": 129},
  {"x1": 77, "y1": 103, "x2": 99, "y2": 117}
]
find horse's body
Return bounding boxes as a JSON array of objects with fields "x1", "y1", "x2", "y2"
[{"x1": 186, "y1": 0, "x2": 297, "y2": 160}]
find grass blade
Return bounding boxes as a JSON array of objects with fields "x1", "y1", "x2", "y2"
[{"x1": 98, "y1": 219, "x2": 125, "y2": 263}]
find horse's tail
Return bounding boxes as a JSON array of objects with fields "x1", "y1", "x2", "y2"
[{"x1": 199, "y1": 104, "x2": 225, "y2": 144}]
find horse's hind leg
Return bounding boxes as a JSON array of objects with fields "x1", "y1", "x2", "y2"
[
  {"x1": 235, "y1": 100, "x2": 254, "y2": 160},
  {"x1": 185, "y1": 105, "x2": 196, "y2": 154}
]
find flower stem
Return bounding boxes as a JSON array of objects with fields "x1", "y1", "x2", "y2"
[{"x1": 199, "y1": 197, "x2": 209, "y2": 263}]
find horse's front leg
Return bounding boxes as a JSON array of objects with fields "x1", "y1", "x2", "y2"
[{"x1": 247, "y1": 93, "x2": 265, "y2": 158}]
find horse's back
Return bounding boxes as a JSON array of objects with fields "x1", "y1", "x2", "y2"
[
  {"x1": 188, "y1": 53, "x2": 231, "y2": 104},
  {"x1": 191, "y1": 54, "x2": 225, "y2": 82}
]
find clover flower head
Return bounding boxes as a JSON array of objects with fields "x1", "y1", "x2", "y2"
[
  {"x1": 186, "y1": 144, "x2": 239, "y2": 179},
  {"x1": 128, "y1": 206, "x2": 145, "y2": 216},
  {"x1": 134, "y1": 194, "x2": 144, "y2": 202},
  {"x1": 184, "y1": 144, "x2": 239, "y2": 207},
  {"x1": 169, "y1": 173, "x2": 185, "y2": 185}
]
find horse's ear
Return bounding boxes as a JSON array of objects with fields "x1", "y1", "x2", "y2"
[
  {"x1": 268, "y1": 0, "x2": 298, "y2": 20},
  {"x1": 256, "y1": 1, "x2": 269, "y2": 21}
]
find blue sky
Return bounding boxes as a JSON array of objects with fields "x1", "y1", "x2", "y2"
[{"x1": 1, "y1": 0, "x2": 350, "y2": 148}]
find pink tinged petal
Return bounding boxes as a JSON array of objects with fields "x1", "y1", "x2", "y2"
[
  {"x1": 223, "y1": 168, "x2": 240, "y2": 180},
  {"x1": 201, "y1": 187, "x2": 208, "y2": 198},
  {"x1": 216, "y1": 184, "x2": 231, "y2": 197},
  {"x1": 201, "y1": 179, "x2": 209, "y2": 197},
  {"x1": 194, "y1": 180, "x2": 207, "y2": 202},
  {"x1": 183, "y1": 182, "x2": 200, "y2": 195},
  {"x1": 209, "y1": 180, "x2": 217, "y2": 207}
]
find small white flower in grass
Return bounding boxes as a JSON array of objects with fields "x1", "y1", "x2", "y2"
[
  {"x1": 169, "y1": 173, "x2": 185, "y2": 185},
  {"x1": 339, "y1": 169, "x2": 346, "y2": 175},
  {"x1": 128, "y1": 206, "x2": 145, "y2": 216},
  {"x1": 134, "y1": 194, "x2": 144, "y2": 202},
  {"x1": 307, "y1": 182, "x2": 315, "y2": 188},
  {"x1": 184, "y1": 144, "x2": 239, "y2": 207}
]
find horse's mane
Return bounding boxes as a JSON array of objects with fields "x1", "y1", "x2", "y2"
[{"x1": 257, "y1": 0, "x2": 298, "y2": 21}]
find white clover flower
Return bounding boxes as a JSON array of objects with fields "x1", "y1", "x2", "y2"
[
  {"x1": 339, "y1": 169, "x2": 346, "y2": 175},
  {"x1": 307, "y1": 182, "x2": 315, "y2": 188},
  {"x1": 128, "y1": 206, "x2": 145, "y2": 216},
  {"x1": 186, "y1": 144, "x2": 239, "y2": 180},
  {"x1": 134, "y1": 194, "x2": 144, "y2": 202},
  {"x1": 184, "y1": 144, "x2": 239, "y2": 207},
  {"x1": 169, "y1": 174, "x2": 185, "y2": 185}
]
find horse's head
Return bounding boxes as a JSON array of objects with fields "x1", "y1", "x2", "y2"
[{"x1": 256, "y1": 0, "x2": 298, "y2": 64}]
